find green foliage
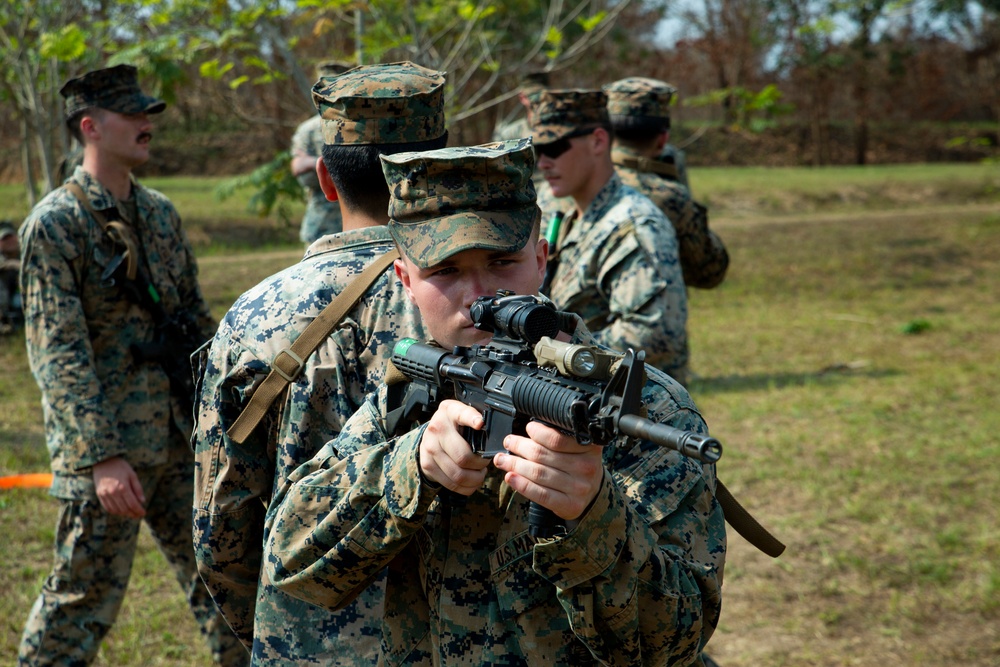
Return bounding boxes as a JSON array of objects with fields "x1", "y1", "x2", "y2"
[
  {"x1": 686, "y1": 85, "x2": 795, "y2": 132},
  {"x1": 213, "y1": 150, "x2": 303, "y2": 223}
]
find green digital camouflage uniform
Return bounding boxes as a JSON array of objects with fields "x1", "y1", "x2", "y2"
[
  {"x1": 533, "y1": 90, "x2": 690, "y2": 384},
  {"x1": 605, "y1": 77, "x2": 728, "y2": 290},
  {"x1": 17, "y1": 65, "x2": 244, "y2": 667},
  {"x1": 192, "y1": 61, "x2": 446, "y2": 666},
  {"x1": 262, "y1": 141, "x2": 725, "y2": 666},
  {"x1": 291, "y1": 114, "x2": 344, "y2": 244}
]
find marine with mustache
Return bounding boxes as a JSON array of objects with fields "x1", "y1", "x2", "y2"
[{"x1": 16, "y1": 64, "x2": 247, "y2": 666}]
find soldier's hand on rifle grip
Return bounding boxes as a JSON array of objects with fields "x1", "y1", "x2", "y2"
[
  {"x1": 494, "y1": 421, "x2": 605, "y2": 523},
  {"x1": 419, "y1": 399, "x2": 492, "y2": 496}
]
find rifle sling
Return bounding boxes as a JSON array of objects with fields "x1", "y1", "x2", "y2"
[
  {"x1": 226, "y1": 248, "x2": 400, "y2": 445},
  {"x1": 716, "y1": 478, "x2": 786, "y2": 557},
  {"x1": 65, "y1": 182, "x2": 139, "y2": 280}
]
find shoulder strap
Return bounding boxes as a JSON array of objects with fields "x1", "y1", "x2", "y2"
[
  {"x1": 65, "y1": 182, "x2": 139, "y2": 280},
  {"x1": 226, "y1": 248, "x2": 400, "y2": 444},
  {"x1": 716, "y1": 478, "x2": 786, "y2": 557}
]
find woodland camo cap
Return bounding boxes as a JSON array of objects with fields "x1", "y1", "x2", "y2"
[
  {"x1": 60, "y1": 64, "x2": 166, "y2": 119},
  {"x1": 312, "y1": 61, "x2": 447, "y2": 145},
  {"x1": 604, "y1": 77, "x2": 676, "y2": 122},
  {"x1": 383, "y1": 138, "x2": 540, "y2": 269},
  {"x1": 530, "y1": 89, "x2": 609, "y2": 144}
]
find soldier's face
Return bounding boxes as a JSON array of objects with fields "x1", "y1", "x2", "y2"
[
  {"x1": 535, "y1": 133, "x2": 598, "y2": 200},
  {"x1": 395, "y1": 235, "x2": 548, "y2": 348},
  {"x1": 93, "y1": 110, "x2": 154, "y2": 168}
]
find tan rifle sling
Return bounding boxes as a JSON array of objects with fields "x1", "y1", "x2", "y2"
[
  {"x1": 226, "y1": 248, "x2": 400, "y2": 444},
  {"x1": 65, "y1": 182, "x2": 139, "y2": 280}
]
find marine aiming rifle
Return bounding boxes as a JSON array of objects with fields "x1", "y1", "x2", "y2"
[{"x1": 387, "y1": 290, "x2": 722, "y2": 538}]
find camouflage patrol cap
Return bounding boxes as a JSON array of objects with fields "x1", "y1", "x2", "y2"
[
  {"x1": 519, "y1": 70, "x2": 551, "y2": 104},
  {"x1": 382, "y1": 138, "x2": 540, "y2": 269},
  {"x1": 530, "y1": 89, "x2": 609, "y2": 144},
  {"x1": 312, "y1": 61, "x2": 447, "y2": 145},
  {"x1": 604, "y1": 77, "x2": 676, "y2": 123},
  {"x1": 60, "y1": 65, "x2": 166, "y2": 119}
]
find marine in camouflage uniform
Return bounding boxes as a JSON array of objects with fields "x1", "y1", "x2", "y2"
[
  {"x1": 532, "y1": 89, "x2": 690, "y2": 385},
  {"x1": 17, "y1": 65, "x2": 246, "y2": 666},
  {"x1": 605, "y1": 77, "x2": 729, "y2": 290},
  {"x1": 262, "y1": 140, "x2": 725, "y2": 666},
  {"x1": 192, "y1": 62, "x2": 447, "y2": 665}
]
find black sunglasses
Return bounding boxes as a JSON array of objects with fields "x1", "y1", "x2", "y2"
[{"x1": 534, "y1": 128, "x2": 596, "y2": 160}]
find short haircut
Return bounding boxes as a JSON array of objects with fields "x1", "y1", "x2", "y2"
[
  {"x1": 608, "y1": 114, "x2": 669, "y2": 146},
  {"x1": 66, "y1": 107, "x2": 106, "y2": 144},
  {"x1": 320, "y1": 132, "x2": 450, "y2": 219}
]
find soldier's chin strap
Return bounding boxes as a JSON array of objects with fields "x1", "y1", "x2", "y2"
[{"x1": 64, "y1": 182, "x2": 140, "y2": 280}]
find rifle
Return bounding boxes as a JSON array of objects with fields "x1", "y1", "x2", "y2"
[
  {"x1": 101, "y1": 249, "x2": 204, "y2": 414},
  {"x1": 386, "y1": 290, "x2": 722, "y2": 538}
]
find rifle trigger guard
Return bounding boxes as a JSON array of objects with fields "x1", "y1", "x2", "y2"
[{"x1": 272, "y1": 348, "x2": 305, "y2": 382}]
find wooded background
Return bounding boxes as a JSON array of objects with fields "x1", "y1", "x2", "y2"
[{"x1": 2, "y1": 0, "x2": 998, "y2": 206}]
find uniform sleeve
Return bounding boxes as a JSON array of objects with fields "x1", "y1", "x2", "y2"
[
  {"x1": 533, "y1": 420, "x2": 724, "y2": 664},
  {"x1": 20, "y1": 207, "x2": 126, "y2": 469},
  {"x1": 669, "y1": 195, "x2": 729, "y2": 290},
  {"x1": 591, "y1": 216, "x2": 689, "y2": 378},
  {"x1": 534, "y1": 386, "x2": 723, "y2": 665},
  {"x1": 191, "y1": 320, "x2": 275, "y2": 647},
  {"x1": 262, "y1": 389, "x2": 440, "y2": 612}
]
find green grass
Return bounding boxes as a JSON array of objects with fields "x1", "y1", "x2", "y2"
[{"x1": 2, "y1": 165, "x2": 1000, "y2": 665}]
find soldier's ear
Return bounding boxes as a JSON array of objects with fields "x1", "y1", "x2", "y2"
[
  {"x1": 394, "y1": 258, "x2": 417, "y2": 304},
  {"x1": 316, "y1": 158, "x2": 339, "y2": 202}
]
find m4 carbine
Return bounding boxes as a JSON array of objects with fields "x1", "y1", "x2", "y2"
[{"x1": 387, "y1": 290, "x2": 722, "y2": 538}]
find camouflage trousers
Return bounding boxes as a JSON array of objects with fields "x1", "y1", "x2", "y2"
[{"x1": 17, "y1": 450, "x2": 249, "y2": 667}]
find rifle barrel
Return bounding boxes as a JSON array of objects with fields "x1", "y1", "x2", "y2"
[{"x1": 617, "y1": 414, "x2": 722, "y2": 463}]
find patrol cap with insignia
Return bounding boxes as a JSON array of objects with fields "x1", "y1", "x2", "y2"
[
  {"x1": 604, "y1": 76, "x2": 676, "y2": 127},
  {"x1": 60, "y1": 64, "x2": 166, "y2": 119},
  {"x1": 530, "y1": 89, "x2": 609, "y2": 145},
  {"x1": 311, "y1": 61, "x2": 447, "y2": 146},
  {"x1": 382, "y1": 138, "x2": 540, "y2": 269}
]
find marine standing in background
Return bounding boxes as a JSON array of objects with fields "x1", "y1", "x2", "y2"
[
  {"x1": 532, "y1": 89, "x2": 691, "y2": 385},
  {"x1": 605, "y1": 77, "x2": 728, "y2": 290},
  {"x1": 16, "y1": 64, "x2": 246, "y2": 666},
  {"x1": 261, "y1": 139, "x2": 725, "y2": 665},
  {"x1": 192, "y1": 62, "x2": 448, "y2": 665},
  {"x1": 289, "y1": 61, "x2": 351, "y2": 246}
]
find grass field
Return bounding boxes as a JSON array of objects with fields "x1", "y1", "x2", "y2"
[{"x1": 1, "y1": 164, "x2": 999, "y2": 665}]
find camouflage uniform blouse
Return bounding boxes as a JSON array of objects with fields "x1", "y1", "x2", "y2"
[
  {"x1": 19, "y1": 167, "x2": 214, "y2": 499},
  {"x1": 544, "y1": 172, "x2": 689, "y2": 384},
  {"x1": 612, "y1": 145, "x2": 729, "y2": 290},
  {"x1": 192, "y1": 225, "x2": 426, "y2": 662},
  {"x1": 263, "y1": 322, "x2": 725, "y2": 666},
  {"x1": 290, "y1": 115, "x2": 343, "y2": 244}
]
